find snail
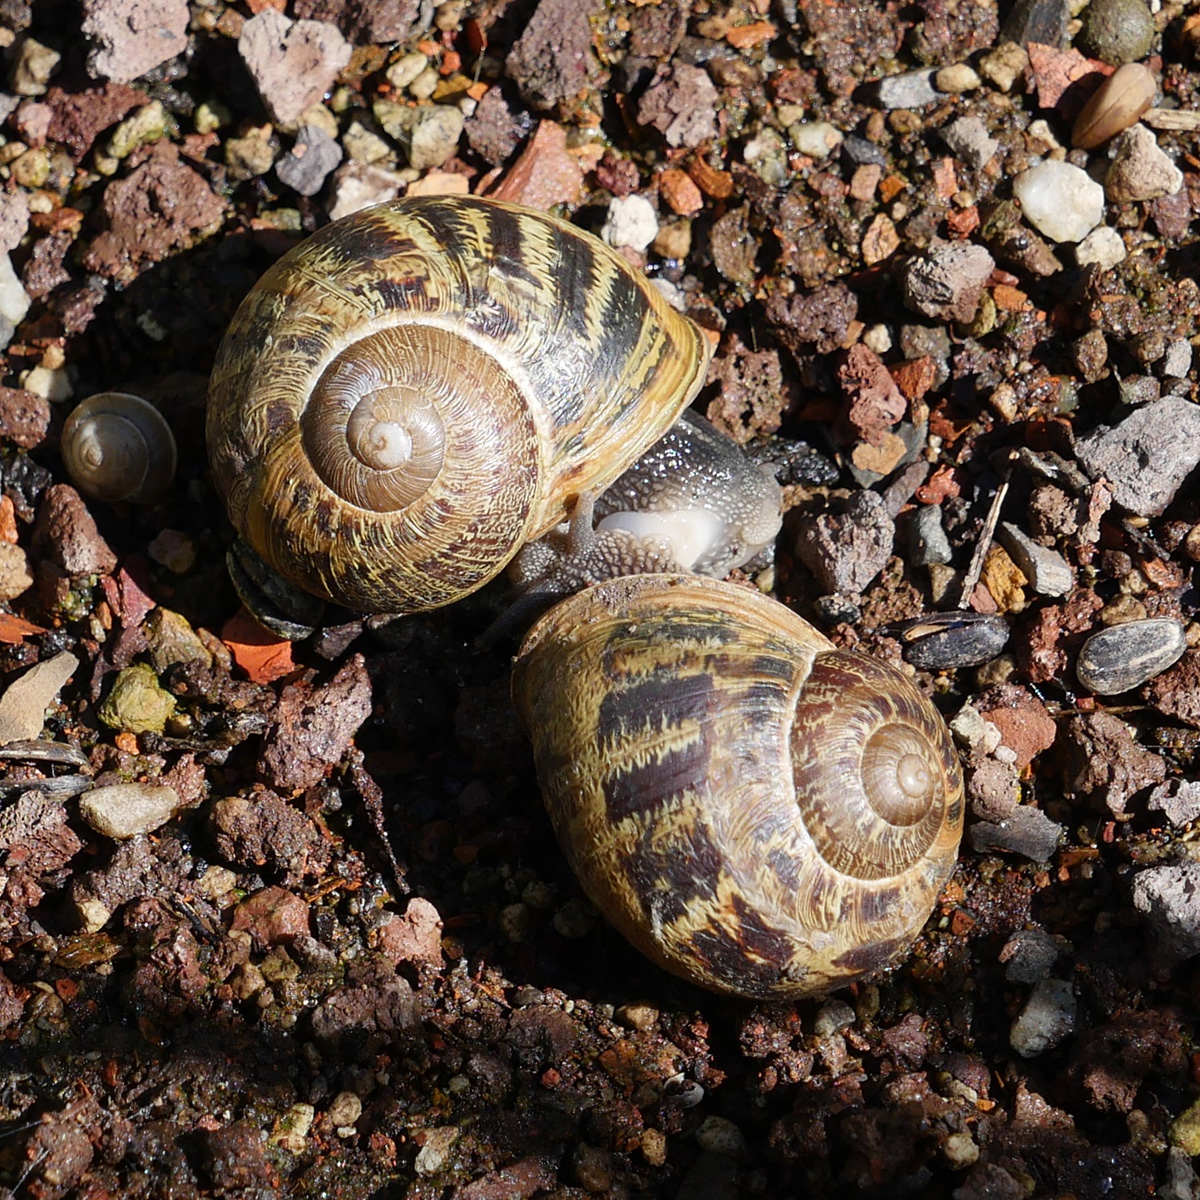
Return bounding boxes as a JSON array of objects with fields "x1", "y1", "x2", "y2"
[
  {"x1": 512, "y1": 573, "x2": 964, "y2": 1000},
  {"x1": 206, "y1": 195, "x2": 712, "y2": 616},
  {"x1": 483, "y1": 408, "x2": 783, "y2": 641},
  {"x1": 61, "y1": 391, "x2": 177, "y2": 506}
]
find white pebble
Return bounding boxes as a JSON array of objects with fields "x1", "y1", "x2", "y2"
[
  {"x1": 862, "y1": 323, "x2": 893, "y2": 354},
  {"x1": 601, "y1": 194, "x2": 659, "y2": 252},
  {"x1": 1075, "y1": 225, "x2": 1127, "y2": 270},
  {"x1": 0, "y1": 253, "x2": 30, "y2": 328},
  {"x1": 78, "y1": 783, "x2": 180, "y2": 840},
  {"x1": 949, "y1": 704, "x2": 1003, "y2": 755},
  {"x1": 813, "y1": 998, "x2": 856, "y2": 1035},
  {"x1": 1162, "y1": 339, "x2": 1192, "y2": 378},
  {"x1": 386, "y1": 52, "x2": 428, "y2": 90},
  {"x1": 790, "y1": 121, "x2": 843, "y2": 158},
  {"x1": 649, "y1": 277, "x2": 687, "y2": 312},
  {"x1": 19, "y1": 365, "x2": 72, "y2": 402},
  {"x1": 935, "y1": 63, "x2": 981, "y2": 93},
  {"x1": 1012, "y1": 160, "x2": 1105, "y2": 243},
  {"x1": 326, "y1": 162, "x2": 407, "y2": 221},
  {"x1": 414, "y1": 1127, "x2": 459, "y2": 1175}
]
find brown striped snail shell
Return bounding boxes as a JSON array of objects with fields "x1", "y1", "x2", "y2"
[
  {"x1": 512, "y1": 573, "x2": 964, "y2": 1000},
  {"x1": 206, "y1": 196, "x2": 711, "y2": 614},
  {"x1": 61, "y1": 391, "x2": 177, "y2": 506}
]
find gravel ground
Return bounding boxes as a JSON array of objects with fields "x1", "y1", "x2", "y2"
[{"x1": 0, "y1": 0, "x2": 1198, "y2": 1197}]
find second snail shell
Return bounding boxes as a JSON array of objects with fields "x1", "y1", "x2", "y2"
[
  {"x1": 512, "y1": 574, "x2": 965, "y2": 1000},
  {"x1": 206, "y1": 196, "x2": 711, "y2": 613}
]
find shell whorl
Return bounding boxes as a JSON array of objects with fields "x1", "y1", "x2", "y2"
[
  {"x1": 512, "y1": 573, "x2": 964, "y2": 1000},
  {"x1": 207, "y1": 196, "x2": 711, "y2": 613},
  {"x1": 790, "y1": 651, "x2": 960, "y2": 881}
]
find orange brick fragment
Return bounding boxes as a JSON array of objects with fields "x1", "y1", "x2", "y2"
[
  {"x1": 688, "y1": 156, "x2": 734, "y2": 199},
  {"x1": 725, "y1": 21, "x2": 776, "y2": 49},
  {"x1": 0, "y1": 612, "x2": 46, "y2": 643},
  {"x1": 946, "y1": 205, "x2": 980, "y2": 238},
  {"x1": 932, "y1": 156, "x2": 958, "y2": 199},
  {"x1": 889, "y1": 355, "x2": 936, "y2": 401},
  {"x1": 658, "y1": 167, "x2": 703, "y2": 215},
  {"x1": 992, "y1": 283, "x2": 1029, "y2": 311},
  {"x1": 222, "y1": 608, "x2": 296, "y2": 684},
  {"x1": 0, "y1": 496, "x2": 17, "y2": 544}
]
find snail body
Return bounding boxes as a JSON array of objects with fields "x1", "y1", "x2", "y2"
[
  {"x1": 512, "y1": 574, "x2": 964, "y2": 1000},
  {"x1": 207, "y1": 196, "x2": 711, "y2": 614},
  {"x1": 508, "y1": 409, "x2": 783, "y2": 597},
  {"x1": 62, "y1": 391, "x2": 177, "y2": 506}
]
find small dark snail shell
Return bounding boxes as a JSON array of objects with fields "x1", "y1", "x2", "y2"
[
  {"x1": 61, "y1": 391, "x2": 177, "y2": 506},
  {"x1": 207, "y1": 196, "x2": 711, "y2": 614},
  {"x1": 512, "y1": 574, "x2": 964, "y2": 1000}
]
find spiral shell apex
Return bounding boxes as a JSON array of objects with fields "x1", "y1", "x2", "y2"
[
  {"x1": 62, "y1": 391, "x2": 177, "y2": 506},
  {"x1": 512, "y1": 574, "x2": 964, "y2": 1000},
  {"x1": 206, "y1": 196, "x2": 711, "y2": 613}
]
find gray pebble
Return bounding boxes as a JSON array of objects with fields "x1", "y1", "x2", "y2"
[
  {"x1": 1132, "y1": 861, "x2": 1200, "y2": 963},
  {"x1": 1001, "y1": 0, "x2": 1069, "y2": 46},
  {"x1": 1077, "y1": 0, "x2": 1155, "y2": 65},
  {"x1": 903, "y1": 241, "x2": 995, "y2": 324},
  {"x1": 1162, "y1": 1148, "x2": 1200, "y2": 1200},
  {"x1": 967, "y1": 757, "x2": 1020, "y2": 822},
  {"x1": 1105, "y1": 123, "x2": 1184, "y2": 204},
  {"x1": 998, "y1": 523, "x2": 1073, "y2": 596},
  {"x1": 238, "y1": 10, "x2": 351, "y2": 127},
  {"x1": 794, "y1": 489, "x2": 894, "y2": 596},
  {"x1": 849, "y1": 420, "x2": 926, "y2": 489},
  {"x1": 695, "y1": 1116, "x2": 746, "y2": 1158},
  {"x1": 1000, "y1": 926, "x2": 1060, "y2": 984},
  {"x1": 813, "y1": 998, "x2": 856, "y2": 1036},
  {"x1": 1009, "y1": 978, "x2": 1076, "y2": 1058},
  {"x1": 842, "y1": 135, "x2": 886, "y2": 166},
  {"x1": 1075, "y1": 618, "x2": 1187, "y2": 694},
  {"x1": 969, "y1": 805, "x2": 1063, "y2": 862},
  {"x1": 876, "y1": 69, "x2": 939, "y2": 110},
  {"x1": 276, "y1": 124, "x2": 343, "y2": 196},
  {"x1": 898, "y1": 612, "x2": 1011, "y2": 670},
  {"x1": 1147, "y1": 780, "x2": 1200, "y2": 828},
  {"x1": 908, "y1": 504, "x2": 952, "y2": 566},
  {"x1": 78, "y1": 783, "x2": 180, "y2": 840},
  {"x1": 1074, "y1": 395, "x2": 1200, "y2": 516},
  {"x1": 813, "y1": 593, "x2": 861, "y2": 624},
  {"x1": 940, "y1": 115, "x2": 999, "y2": 170}
]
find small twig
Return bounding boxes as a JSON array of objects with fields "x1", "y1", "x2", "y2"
[
  {"x1": 958, "y1": 475, "x2": 1009, "y2": 610},
  {"x1": 347, "y1": 749, "x2": 408, "y2": 895}
]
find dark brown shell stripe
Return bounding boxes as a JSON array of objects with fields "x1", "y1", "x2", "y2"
[
  {"x1": 207, "y1": 196, "x2": 711, "y2": 612},
  {"x1": 513, "y1": 574, "x2": 966, "y2": 999}
]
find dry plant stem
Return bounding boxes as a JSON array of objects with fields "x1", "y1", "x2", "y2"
[{"x1": 958, "y1": 476, "x2": 1010, "y2": 609}]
